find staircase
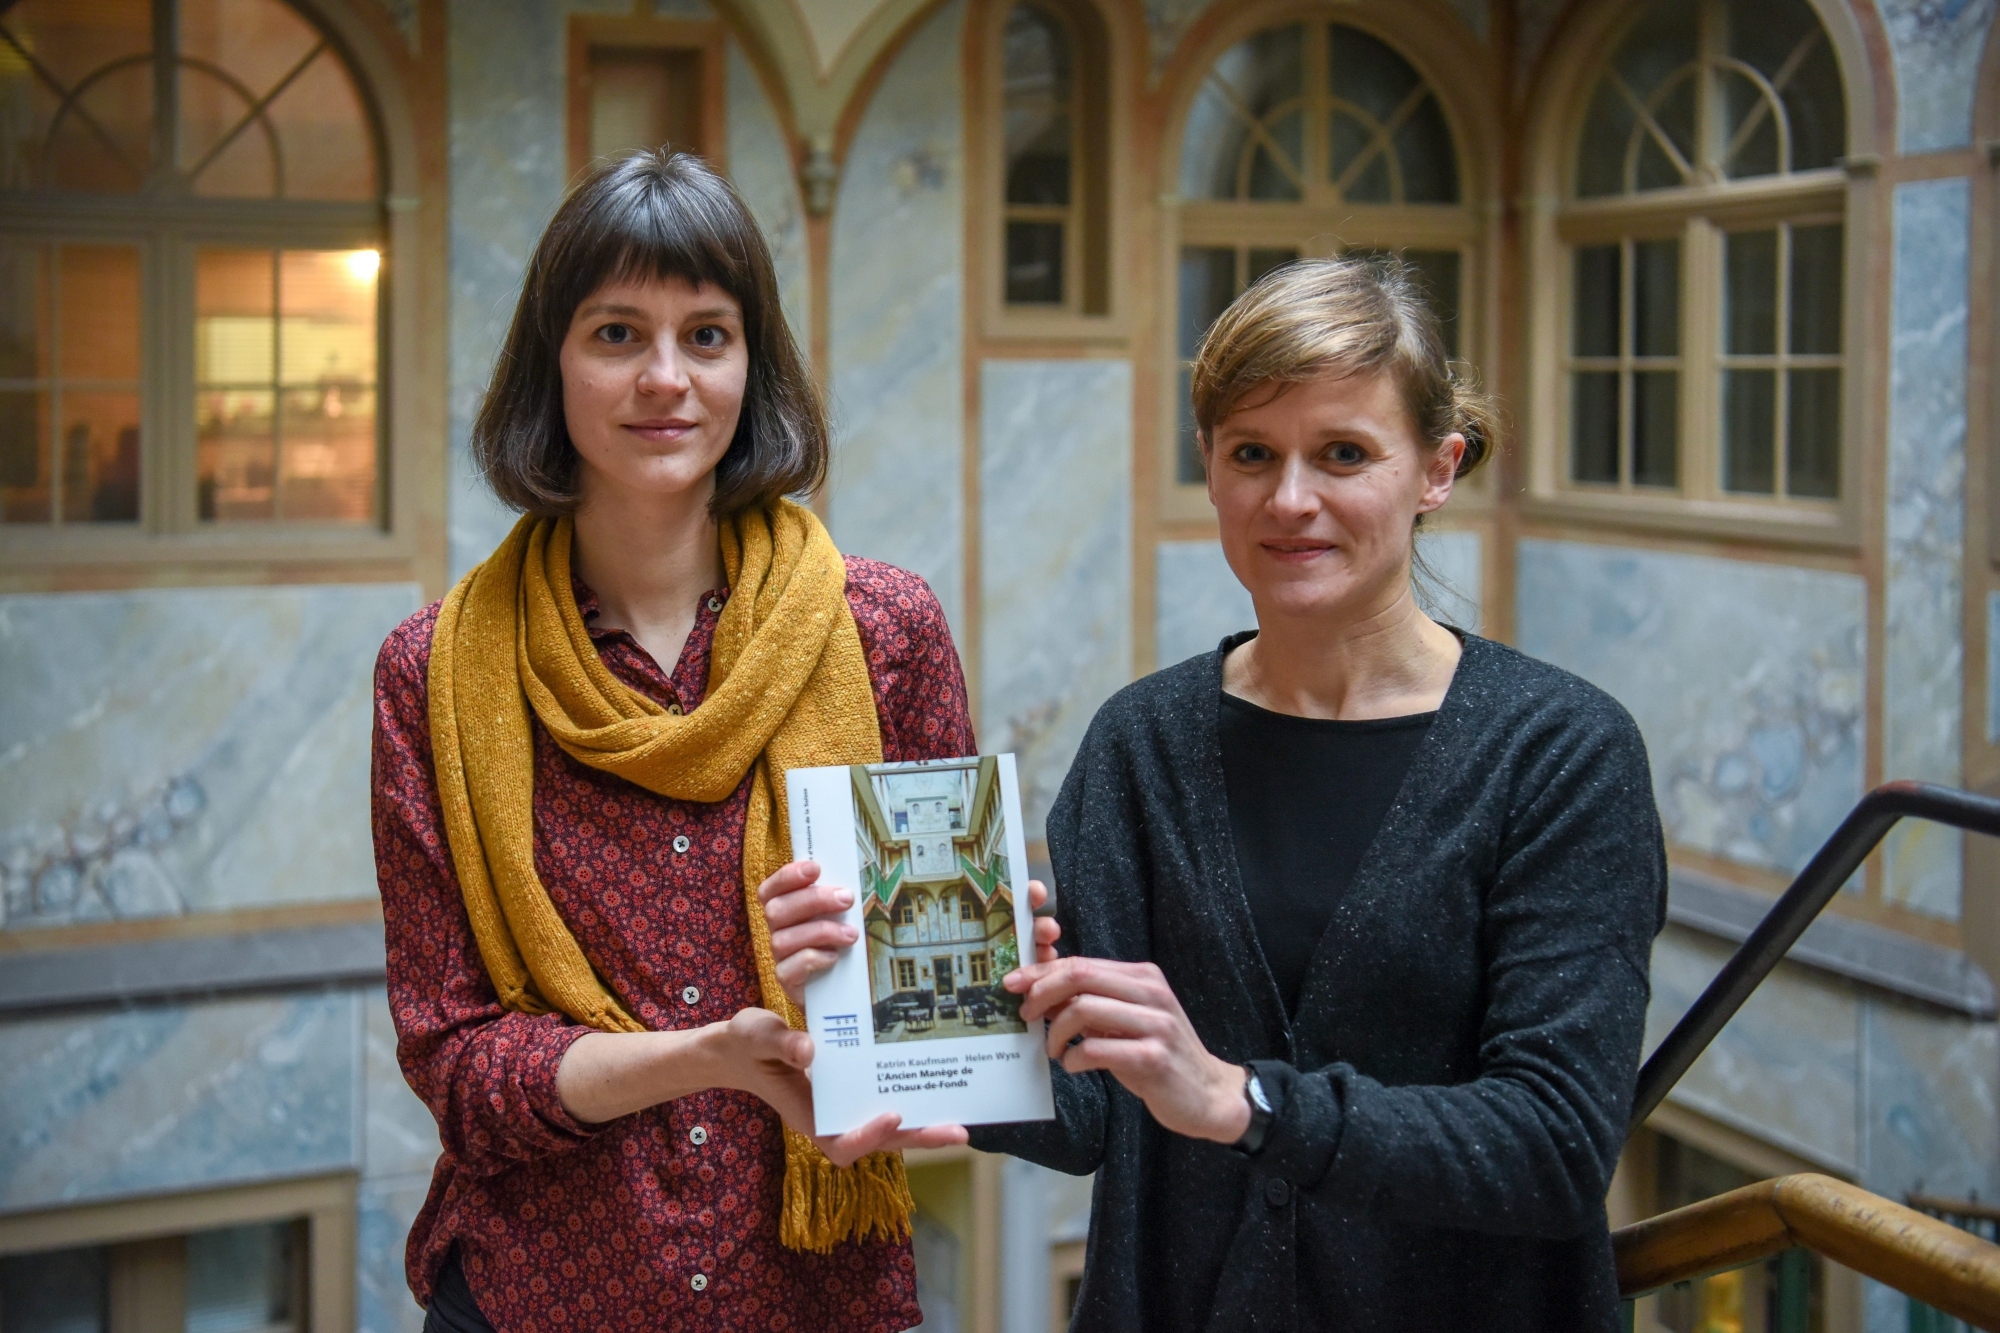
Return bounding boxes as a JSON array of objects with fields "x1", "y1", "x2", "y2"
[{"x1": 1614, "y1": 783, "x2": 2000, "y2": 1330}]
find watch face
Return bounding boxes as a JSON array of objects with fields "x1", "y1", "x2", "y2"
[{"x1": 1246, "y1": 1071, "x2": 1273, "y2": 1115}]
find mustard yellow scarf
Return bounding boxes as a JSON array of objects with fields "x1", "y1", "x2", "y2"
[{"x1": 427, "y1": 498, "x2": 912, "y2": 1252}]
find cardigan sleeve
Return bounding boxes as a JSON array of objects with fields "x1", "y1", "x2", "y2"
[
  {"x1": 371, "y1": 608, "x2": 604, "y2": 1176},
  {"x1": 1250, "y1": 699, "x2": 1665, "y2": 1239}
]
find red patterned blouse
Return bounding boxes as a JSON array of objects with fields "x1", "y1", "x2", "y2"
[{"x1": 371, "y1": 557, "x2": 976, "y2": 1332}]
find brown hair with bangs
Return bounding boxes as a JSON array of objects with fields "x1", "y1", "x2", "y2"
[
  {"x1": 1190, "y1": 255, "x2": 1497, "y2": 479},
  {"x1": 472, "y1": 148, "x2": 826, "y2": 517}
]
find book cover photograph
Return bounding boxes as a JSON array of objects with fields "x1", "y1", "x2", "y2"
[{"x1": 785, "y1": 754, "x2": 1055, "y2": 1134}]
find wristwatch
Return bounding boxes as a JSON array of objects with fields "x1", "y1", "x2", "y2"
[{"x1": 1232, "y1": 1064, "x2": 1274, "y2": 1155}]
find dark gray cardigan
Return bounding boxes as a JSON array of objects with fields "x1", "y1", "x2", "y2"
[{"x1": 970, "y1": 633, "x2": 1667, "y2": 1333}]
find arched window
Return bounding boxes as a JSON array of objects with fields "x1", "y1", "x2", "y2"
[
  {"x1": 997, "y1": 0, "x2": 1108, "y2": 315},
  {"x1": 0, "y1": 0, "x2": 384, "y2": 533},
  {"x1": 1561, "y1": 0, "x2": 1846, "y2": 506},
  {"x1": 1170, "y1": 21, "x2": 1475, "y2": 489}
]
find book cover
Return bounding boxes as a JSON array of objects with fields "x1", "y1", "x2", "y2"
[{"x1": 785, "y1": 754, "x2": 1056, "y2": 1134}]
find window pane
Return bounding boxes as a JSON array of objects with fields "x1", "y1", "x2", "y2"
[
  {"x1": 1722, "y1": 368, "x2": 1776, "y2": 492},
  {"x1": 278, "y1": 249, "x2": 377, "y2": 522},
  {"x1": 1, "y1": 0, "x2": 154, "y2": 193},
  {"x1": 1724, "y1": 230, "x2": 1778, "y2": 355},
  {"x1": 1786, "y1": 367, "x2": 1840, "y2": 498},
  {"x1": 180, "y1": 0, "x2": 378, "y2": 201},
  {"x1": 1245, "y1": 247, "x2": 1297, "y2": 288},
  {"x1": 1635, "y1": 75, "x2": 1695, "y2": 191},
  {"x1": 0, "y1": 242, "x2": 47, "y2": 380},
  {"x1": 199, "y1": 388, "x2": 276, "y2": 520},
  {"x1": 1573, "y1": 245, "x2": 1620, "y2": 357},
  {"x1": 60, "y1": 391, "x2": 140, "y2": 522},
  {"x1": 1005, "y1": 220, "x2": 1064, "y2": 304},
  {"x1": 1392, "y1": 96, "x2": 1459, "y2": 204},
  {"x1": 1329, "y1": 111, "x2": 1390, "y2": 202},
  {"x1": 58, "y1": 245, "x2": 142, "y2": 381},
  {"x1": 1720, "y1": 66, "x2": 1779, "y2": 178},
  {"x1": 1178, "y1": 24, "x2": 1303, "y2": 200},
  {"x1": 1574, "y1": 83, "x2": 1635, "y2": 199},
  {"x1": 1003, "y1": 4, "x2": 1074, "y2": 207},
  {"x1": 0, "y1": 1242, "x2": 109, "y2": 1333},
  {"x1": 197, "y1": 249, "x2": 277, "y2": 384},
  {"x1": 1326, "y1": 26, "x2": 1418, "y2": 128},
  {"x1": 1789, "y1": 223, "x2": 1843, "y2": 355},
  {"x1": 1633, "y1": 238, "x2": 1678, "y2": 358},
  {"x1": 1570, "y1": 371, "x2": 1619, "y2": 483},
  {"x1": 1632, "y1": 369, "x2": 1677, "y2": 487},
  {"x1": 1177, "y1": 246, "x2": 1235, "y2": 358},
  {"x1": 1247, "y1": 109, "x2": 1303, "y2": 201},
  {"x1": 186, "y1": 1221, "x2": 301, "y2": 1333},
  {"x1": 1403, "y1": 249, "x2": 1462, "y2": 357},
  {"x1": 0, "y1": 390, "x2": 52, "y2": 522},
  {"x1": 1724, "y1": 0, "x2": 1845, "y2": 174},
  {"x1": 1577, "y1": 2, "x2": 1696, "y2": 198}
]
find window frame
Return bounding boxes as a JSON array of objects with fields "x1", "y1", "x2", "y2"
[
  {"x1": 0, "y1": 0, "x2": 446, "y2": 593},
  {"x1": 972, "y1": 0, "x2": 1120, "y2": 342},
  {"x1": 1155, "y1": 6, "x2": 1494, "y2": 525},
  {"x1": 1520, "y1": 0, "x2": 1878, "y2": 549},
  {"x1": 0, "y1": 1172, "x2": 357, "y2": 1332}
]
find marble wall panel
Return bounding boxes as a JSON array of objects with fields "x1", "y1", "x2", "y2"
[
  {"x1": 1154, "y1": 540, "x2": 1253, "y2": 670},
  {"x1": 1516, "y1": 540, "x2": 1865, "y2": 878},
  {"x1": 0, "y1": 585, "x2": 418, "y2": 929},
  {"x1": 1648, "y1": 926, "x2": 1862, "y2": 1173},
  {"x1": 980, "y1": 359, "x2": 1133, "y2": 838},
  {"x1": 827, "y1": 2, "x2": 967, "y2": 635},
  {"x1": 1415, "y1": 528, "x2": 1483, "y2": 634},
  {"x1": 1879, "y1": 0, "x2": 1997, "y2": 155},
  {"x1": 1884, "y1": 178, "x2": 1971, "y2": 920},
  {"x1": 363, "y1": 986, "x2": 439, "y2": 1182},
  {"x1": 1858, "y1": 996, "x2": 2000, "y2": 1202},
  {"x1": 0, "y1": 992, "x2": 361, "y2": 1212},
  {"x1": 358, "y1": 1178, "x2": 430, "y2": 1333},
  {"x1": 726, "y1": 40, "x2": 811, "y2": 350}
]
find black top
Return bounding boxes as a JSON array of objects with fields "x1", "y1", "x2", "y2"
[
  {"x1": 1218, "y1": 692, "x2": 1434, "y2": 1014},
  {"x1": 969, "y1": 632, "x2": 1667, "y2": 1333}
]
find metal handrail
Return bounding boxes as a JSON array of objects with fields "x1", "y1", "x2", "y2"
[
  {"x1": 1613, "y1": 1174, "x2": 2000, "y2": 1327},
  {"x1": 1629, "y1": 781, "x2": 2000, "y2": 1134}
]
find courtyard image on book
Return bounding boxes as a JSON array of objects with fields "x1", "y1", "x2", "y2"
[{"x1": 854, "y1": 755, "x2": 1027, "y2": 1044}]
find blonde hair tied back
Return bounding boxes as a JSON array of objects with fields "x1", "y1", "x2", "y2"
[{"x1": 1189, "y1": 254, "x2": 1500, "y2": 481}]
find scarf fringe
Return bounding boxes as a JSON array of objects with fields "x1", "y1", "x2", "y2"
[{"x1": 781, "y1": 1131, "x2": 915, "y2": 1253}]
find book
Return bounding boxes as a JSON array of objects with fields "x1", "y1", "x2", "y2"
[{"x1": 785, "y1": 753, "x2": 1056, "y2": 1134}]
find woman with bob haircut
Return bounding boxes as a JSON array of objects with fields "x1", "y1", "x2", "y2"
[
  {"x1": 770, "y1": 256, "x2": 1667, "y2": 1330},
  {"x1": 372, "y1": 148, "x2": 1049, "y2": 1331}
]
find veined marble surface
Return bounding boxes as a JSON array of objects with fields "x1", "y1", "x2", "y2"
[
  {"x1": 1154, "y1": 540, "x2": 1252, "y2": 670},
  {"x1": 1879, "y1": 0, "x2": 1997, "y2": 154},
  {"x1": 726, "y1": 39, "x2": 811, "y2": 356},
  {"x1": 827, "y1": 1, "x2": 967, "y2": 636},
  {"x1": 1153, "y1": 531, "x2": 1483, "y2": 671},
  {"x1": 0, "y1": 585, "x2": 417, "y2": 929},
  {"x1": 446, "y1": 0, "x2": 782, "y2": 579},
  {"x1": 359, "y1": 984, "x2": 437, "y2": 1330},
  {"x1": 1884, "y1": 178, "x2": 1970, "y2": 920},
  {"x1": 980, "y1": 359, "x2": 1133, "y2": 838},
  {"x1": 359, "y1": 1178, "x2": 431, "y2": 1333},
  {"x1": 1650, "y1": 926, "x2": 1861, "y2": 1173},
  {"x1": 1516, "y1": 540, "x2": 1865, "y2": 877},
  {"x1": 0, "y1": 992, "x2": 361, "y2": 1212}
]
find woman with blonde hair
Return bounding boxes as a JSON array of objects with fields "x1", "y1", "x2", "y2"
[
  {"x1": 772, "y1": 255, "x2": 1667, "y2": 1329},
  {"x1": 372, "y1": 148, "x2": 1050, "y2": 1332}
]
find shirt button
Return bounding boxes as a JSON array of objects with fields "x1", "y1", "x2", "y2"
[
  {"x1": 672, "y1": 835, "x2": 691, "y2": 854},
  {"x1": 666, "y1": 701, "x2": 683, "y2": 716},
  {"x1": 707, "y1": 596, "x2": 722, "y2": 612},
  {"x1": 682, "y1": 985, "x2": 701, "y2": 1004},
  {"x1": 1264, "y1": 1179, "x2": 1291, "y2": 1208},
  {"x1": 690, "y1": 1273, "x2": 708, "y2": 1292},
  {"x1": 690, "y1": 1125, "x2": 708, "y2": 1145}
]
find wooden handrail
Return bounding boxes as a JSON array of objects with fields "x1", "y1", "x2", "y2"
[{"x1": 1613, "y1": 1174, "x2": 2000, "y2": 1329}]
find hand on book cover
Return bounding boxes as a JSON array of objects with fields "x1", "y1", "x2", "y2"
[
  {"x1": 761, "y1": 861, "x2": 1062, "y2": 1008},
  {"x1": 1000, "y1": 957, "x2": 1252, "y2": 1146}
]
